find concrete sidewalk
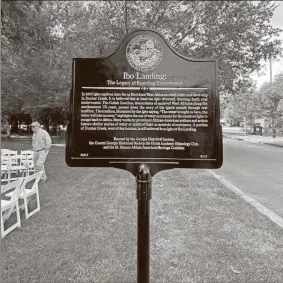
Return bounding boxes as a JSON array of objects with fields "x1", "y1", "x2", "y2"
[{"x1": 223, "y1": 133, "x2": 283, "y2": 147}]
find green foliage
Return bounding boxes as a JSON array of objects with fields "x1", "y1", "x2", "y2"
[
  {"x1": 224, "y1": 72, "x2": 283, "y2": 127},
  {"x1": 87, "y1": 1, "x2": 282, "y2": 96},
  {"x1": 257, "y1": 72, "x2": 283, "y2": 124},
  {"x1": 223, "y1": 79, "x2": 260, "y2": 124},
  {"x1": 1, "y1": 1, "x2": 70, "y2": 130},
  {"x1": 1, "y1": 0, "x2": 283, "y2": 133}
]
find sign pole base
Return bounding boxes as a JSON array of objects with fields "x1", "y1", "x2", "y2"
[{"x1": 136, "y1": 163, "x2": 152, "y2": 283}]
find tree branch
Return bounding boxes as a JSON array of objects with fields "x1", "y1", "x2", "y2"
[
  {"x1": 124, "y1": 0, "x2": 128, "y2": 34},
  {"x1": 172, "y1": 19, "x2": 201, "y2": 48},
  {"x1": 153, "y1": 1, "x2": 172, "y2": 27},
  {"x1": 170, "y1": 4, "x2": 195, "y2": 42},
  {"x1": 147, "y1": 2, "x2": 162, "y2": 27}
]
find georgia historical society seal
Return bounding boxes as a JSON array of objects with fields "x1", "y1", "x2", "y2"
[{"x1": 126, "y1": 35, "x2": 163, "y2": 72}]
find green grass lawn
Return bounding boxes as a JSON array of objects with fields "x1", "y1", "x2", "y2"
[{"x1": 1, "y1": 141, "x2": 283, "y2": 282}]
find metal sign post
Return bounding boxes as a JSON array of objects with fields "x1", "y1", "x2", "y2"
[{"x1": 136, "y1": 163, "x2": 152, "y2": 283}]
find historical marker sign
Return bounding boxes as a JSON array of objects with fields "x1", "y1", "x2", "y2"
[{"x1": 66, "y1": 29, "x2": 223, "y2": 175}]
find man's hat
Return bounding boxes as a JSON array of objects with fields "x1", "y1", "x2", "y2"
[{"x1": 31, "y1": 122, "x2": 40, "y2": 127}]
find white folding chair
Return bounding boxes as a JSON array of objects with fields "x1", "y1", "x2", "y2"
[
  {"x1": 12, "y1": 154, "x2": 29, "y2": 178},
  {"x1": 8, "y1": 150, "x2": 17, "y2": 155},
  {"x1": 1, "y1": 154, "x2": 13, "y2": 167},
  {"x1": 2, "y1": 149, "x2": 17, "y2": 154},
  {"x1": 1, "y1": 179, "x2": 23, "y2": 238},
  {"x1": 2, "y1": 155, "x2": 28, "y2": 183},
  {"x1": 7, "y1": 171, "x2": 43, "y2": 219},
  {"x1": 1, "y1": 156, "x2": 10, "y2": 179},
  {"x1": 2, "y1": 150, "x2": 17, "y2": 158},
  {"x1": 1, "y1": 151, "x2": 24, "y2": 184},
  {"x1": 1, "y1": 151, "x2": 18, "y2": 167},
  {"x1": 1, "y1": 149, "x2": 10, "y2": 156},
  {"x1": 1, "y1": 165, "x2": 10, "y2": 185},
  {"x1": 1, "y1": 155, "x2": 13, "y2": 183},
  {"x1": 20, "y1": 150, "x2": 34, "y2": 155},
  {"x1": 20, "y1": 151, "x2": 35, "y2": 175}
]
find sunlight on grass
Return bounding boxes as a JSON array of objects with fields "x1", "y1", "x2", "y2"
[{"x1": 1, "y1": 145, "x2": 283, "y2": 283}]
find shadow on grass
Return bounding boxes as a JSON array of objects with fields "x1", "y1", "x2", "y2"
[{"x1": 1, "y1": 143, "x2": 283, "y2": 283}]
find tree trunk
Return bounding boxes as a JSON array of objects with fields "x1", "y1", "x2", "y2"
[
  {"x1": 5, "y1": 118, "x2": 11, "y2": 137},
  {"x1": 18, "y1": 119, "x2": 22, "y2": 134},
  {"x1": 11, "y1": 115, "x2": 19, "y2": 133},
  {"x1": 56, "y1": 125, "x2": 62, "y2": 137},
  {"x1": 272, "y1": 117, "x2": 276, "y2": 138},
  {"x1": 44, "y1": 121, "x2": 50, "y2": 133},
  {"x1": 244, "y1": 117, "x2": 248, "y2": 136},
  {"x1": 27, "y1": 116, "x2": 33, "y2": 134}
]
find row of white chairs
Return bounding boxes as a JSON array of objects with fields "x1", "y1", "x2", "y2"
[
  {"x1": 1, "y1": 171, "x2": 43, "y2": 238},
  {"x1": 1, "y1": 149, "x2": 34, "y2": 158},
  {"x1": 1, "y1": 149, "x2": 17, "y2": 156},
  {"x1": 1, "y1": 149, "x2": 34, "y2": 160},
  {"x1": 1, "y1": 150, "x2": 35, "y2": 184},
  {"x1": 1, "y1": 149, "x2": 31, "y2": 157}
]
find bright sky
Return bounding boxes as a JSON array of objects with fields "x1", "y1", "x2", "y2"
[{"x1": 252, "y1": 1, "x2": 283, "y2": 89}]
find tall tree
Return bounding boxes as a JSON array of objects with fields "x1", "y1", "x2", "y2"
[
  {"x1": 257, "y1": 72, "x2": 283, "y2": 137},
  {"x1": 85, "y1": 1, "x2": 282, "y2": 97},
  {"x1": 1, "y1": 1, "x2": 71, "y2": 133},
  {"x1": 223, "y1": 80, "x2": 260, "y2": 133},
  {"x1": 1, "y1": 1, "x2": 282, "y2": 135}
]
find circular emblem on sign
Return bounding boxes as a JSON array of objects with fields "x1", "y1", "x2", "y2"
[{"x1": 126, "y1": 35, "x2": 163, "y2": 72}]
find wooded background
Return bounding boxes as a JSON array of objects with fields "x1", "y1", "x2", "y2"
[{"x1": 1, "y1": 1, "x2": 283, "y2": 135}]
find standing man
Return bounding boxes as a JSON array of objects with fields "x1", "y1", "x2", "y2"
[{"x1": 31, "y1": 122, "x2": 52, "y2": 182}]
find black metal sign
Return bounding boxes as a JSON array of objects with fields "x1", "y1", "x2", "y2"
[{"x1": 66, "y1": 29, "x2": 223, "y2": 175}]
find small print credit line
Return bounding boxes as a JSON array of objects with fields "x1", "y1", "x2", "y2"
[
  {"x1": 71, "y1": 157, "x2": 217, "y2": 161},
  {"x1": 109, "y1": 161, "x2": 180, "y2": 164}
]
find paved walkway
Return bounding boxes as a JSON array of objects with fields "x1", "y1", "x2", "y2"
[{"x1": 222, "y1": 127, "x2": 283, "y2": 147}]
